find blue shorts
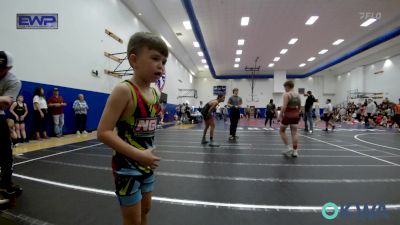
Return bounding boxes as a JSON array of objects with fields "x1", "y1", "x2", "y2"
[{"x1": 114, "y1": 171, "x2": 155, "y2": 206}]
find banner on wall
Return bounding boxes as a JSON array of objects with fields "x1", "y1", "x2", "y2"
[
  {"x1": 16, "y1": 14, "x2": 58, "y2": 29},
  {"x1": 213, "y1": 86, "x2": 226, "y2": 95},
  {"x1": 156, "y1": 74, "x2": 166, "y2": 91}
]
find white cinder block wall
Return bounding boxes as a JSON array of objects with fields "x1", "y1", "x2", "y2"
[
  {"x1": 194, "y1": 54, "x2": 400, "y2": 108},
  {"x1": 0, "y1": 0, "x2": 193, "y2": 104}
]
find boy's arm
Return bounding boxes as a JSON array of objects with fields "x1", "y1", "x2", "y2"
[{"x1": 97, "y1": 84, "x2": 160, "y2": 169}]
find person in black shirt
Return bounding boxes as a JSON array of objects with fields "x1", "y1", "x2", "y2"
[
  {"x1": 227, "y1": 88, "x2": 243, "y2": 140},
  {"x1": 265, "y1": 99, "x2": 276, "y2": 127},
  {"x1": 304, "y1": 91, "x2": 316, "y2": 133}
]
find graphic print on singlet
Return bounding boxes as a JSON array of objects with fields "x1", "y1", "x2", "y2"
[{"x1": 113, "y1": 80, "x2": 160, "y2": 175}]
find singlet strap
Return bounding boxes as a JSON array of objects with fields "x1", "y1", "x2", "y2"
[
  {"x1": 151, "y1": 88, "x2": 160, "y2": 113},
  {"x1": 122, "y1": 80, "x2": 138, "y2": 117}
]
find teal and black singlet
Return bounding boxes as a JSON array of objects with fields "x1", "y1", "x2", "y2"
[{"x1": 112, "y1": 80, "x2": 160, "y2": 175}]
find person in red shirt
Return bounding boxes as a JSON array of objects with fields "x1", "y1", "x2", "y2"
[
  {"x1": 48, "y1": 88, "x2": 67, "y2": 137},
  {"x1": 394, "y1": 99, "x2": 400, "y2": 132},
  {"x1": 375, "y1": 113, "x2": 383, "y2": 125}
]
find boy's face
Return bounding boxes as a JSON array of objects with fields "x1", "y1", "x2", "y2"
[
  {"x1": 284, "y1": 86, "x2": 290, "y2": 92},
  {"x1": 219, "y1": 96, "x2": 226, "y2": 102},
  {"x1": 129, "y1": 47, "x2": 167, "y2": 83}
]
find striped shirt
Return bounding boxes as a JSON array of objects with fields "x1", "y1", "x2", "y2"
[{"x1": 73, "y1": 100, "x2": 89, "y2": 114}]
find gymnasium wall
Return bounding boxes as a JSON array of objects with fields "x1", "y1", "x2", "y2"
[
  {"x1": 0, "y1": 0, "x2": 193, "y2": 135},
  {"x1": 194, "y1": 54, "x2": 400, "y2": 111},
  {"x1": 194, "y1": 74, "x2": 332, "y2": 109},
  {"x1": 334, "y1": 54, "x2": 400, "y2": 104}
]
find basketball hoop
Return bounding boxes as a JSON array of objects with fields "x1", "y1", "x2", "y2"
[{"x1": 246, "y1": 94, "x2": 260, "y2": 103}]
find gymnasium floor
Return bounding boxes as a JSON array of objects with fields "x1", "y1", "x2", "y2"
[{"x1": 1, "y1": 119, "x2": 400, "y2": 225}]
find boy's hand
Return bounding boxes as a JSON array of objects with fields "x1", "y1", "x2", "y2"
[{"x1": 137, "y1": 148, "x2": 161, "y2": 170}]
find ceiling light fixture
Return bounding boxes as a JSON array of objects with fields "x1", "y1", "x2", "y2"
[
  {"x1": 360, "y1": 18, "x2": 377, "y2": 27},
  {"x1": 288, "y1": 38, "x2": 298, "y2": 45},
  {"x1": 318, "y1": 49, "x2": 328, "y2": 54},
  {"x1": 332, "y1": 39, "x2": 344, "y2": 45},
  {"x1": 241, "y1": 17, "x2": 250, "y2": 26},
  {"x1": 183, "y1": 21, "x2": 192, "y2": 30},
  {"x1": 305, "y1": 16, "x2": 319, "y2": 25}
]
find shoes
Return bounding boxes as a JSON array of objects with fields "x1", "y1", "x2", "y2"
[
  {"x1": 201, "y1": 138, "x2": 209, "y2": 145},
  {"x1": 228, "y1": 136, "x2": 235, "y2": 141},
  {"x1": 292, "y1": 150, "x2": 299, "y2": 158},
  {"x1": 82, "y1": 130, "x2": 88, "y2": 134},
  {"x1": 309, "y1": 130, "x2": 313, "y2": 134},
  {"x1": 209, "y1": 140, "x2": 220, "y2": 147},
  {"x1": 34, "y1": 134, "x2": 42, "y2": 141},
  {"x1": 76, "y1": 131, "x2": 81, "y2": 135},
  {"x1": 283, "y1": 150, "x2": 293, "y2": 157},
  {"x1": 0, "y1": 184, "x2": 23, "y2": 198},
  {"x1": 283, "y1": 145, "x2": 292, "y2": 157}
]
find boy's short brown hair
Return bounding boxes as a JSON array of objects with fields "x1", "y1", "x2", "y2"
[
  {"x1": 283, "y1": 80, "x2": 294, "y2": 89},
  {"x1": 127, "y1": 32, "x2": 169, "y2": 57}
]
